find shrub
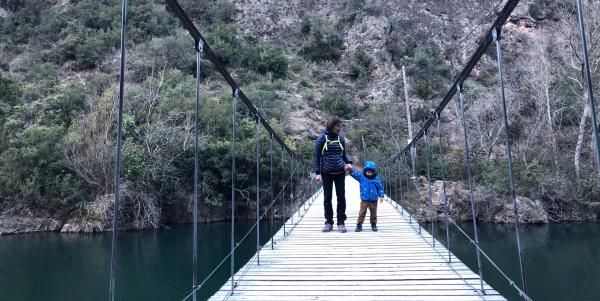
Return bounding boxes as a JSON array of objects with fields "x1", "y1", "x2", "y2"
[
  {"x1": 403, "y1": 45, "x2": 452, "y2": 100},
  {"x1": 414, "y1": 79, "x2": 434, "y2": 100},
  {"x1": 128, "y1": 1, "x2": 177, "y2": 43},
  {"x1": 349, "y1": 46, "x2": 372, "y2": 80},
  {"x1": 321, "y1": 91, "x2": 357, "y2": 119},
  {"x1": 0, "y1": 74, "x2": 21, "y2": 118},
  {"x1": 243, "y1": 43, "x2": 288, "y2": 79},
  {"x1": 75, "y1": 35, "x2": 107, "y2": 69},
  {"x1": 299, "y1": 14, "x2": 343, "y2": 62},
  {"x1": 205, "y1": 24, "x2": 288, "y2": 78},
  {"x1": 179, "y1": 0, "x2": 237, "y2": 26}
]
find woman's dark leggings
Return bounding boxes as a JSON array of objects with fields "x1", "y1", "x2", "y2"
[{"x1": 322, "y1": 173, "x2": 346, "y2": 225}]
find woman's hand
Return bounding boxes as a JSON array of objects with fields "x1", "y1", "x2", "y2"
[{"x1": 315, "y1": 174, "x2": 322, "y2": 182}]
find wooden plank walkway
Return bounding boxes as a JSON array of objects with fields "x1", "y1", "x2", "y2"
[{"x1": 209, "y1": 177, "x2": 507, "y2": 301}]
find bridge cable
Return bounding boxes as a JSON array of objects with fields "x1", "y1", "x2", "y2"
[
  {"x1": 164, "y1": 0, "x2": 307, "y2": 165},
  {"x1": 390, "y1": 164, "x2": 533, "y2": 300},
  {"x1": 179, "y1": 163, "x2": 303, "y2": 301},
  {"x1": 109, "y1": 0, "x2": 127, "y2": 300},
  {"x1": 410, "y1": 145, "x2": 420, "y2": 233},
  {"x1": 436, "y1": 112, "x2": 452, "y2": 263},
  {"x1": 385, "y1": 0, "x2": 520, "y2": 164},
  {"x1": 576, "y1": 0, "x2": 600, "y2": 182},
  {"x1": 393, "y1": 162, "x2": 399, "y2": 209},
  {"x1": 492, "y1": 27, "x2": 528, "y2": 294},
  {"x1": 457, "y1": 84, "x2": 485, "y2": 294},
  {"x1": 270, "y1": 134, "x2": 274, "y2": 250},
  {"x1": 229, "y1": 89, "x2": 237, "y2": 295},
  {"x1": 191, "y1": 39, "x2": 203, "y2": 301},
  {"x1": 288, "y1": 157, "x2": 292, "y2": 226},
  {"x1": 400, "y1": 155, "x2": 412, "y2": 213},
  {"x1": 424, "y1": 131, "x2": 436, "y2": 247},
  {"x1": 281, "y1": 146, "x2": 286, "y2": 236},
  {"x1": 255, "y1": 113, "x2": 261, "y2": 265},
  {"x1": 405, "y1": 154, "x2": 412, "y2": 224},
  {"x1": 399, "y1": 163, "x2": 403, "y2": 210}
]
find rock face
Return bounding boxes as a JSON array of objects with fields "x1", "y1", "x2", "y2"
[
  {"x1": 407, "y1": 176, "x2": 550, "y2": 224},
  {"x1": 476, "y1": 192, "x2": 549, "y2": 224},
  {"x1": 0, "y1": 215, "x2": 62, "y2": 234},
  {"x1": 60, "y1": 220, "x2": 105, "y2": 233}
]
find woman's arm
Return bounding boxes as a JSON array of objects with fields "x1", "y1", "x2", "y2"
[
  {"x1": 313, "y1": 134, "x2": 325, "y2": 175},
  {"x1": 340, "y1": 136, "x2": 353, "y2": 164}
]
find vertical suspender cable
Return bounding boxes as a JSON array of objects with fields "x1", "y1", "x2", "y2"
[
  {"x1": 270, "y1": 135, "x2": 274, "y2": 250},
  {"x1": 400, "y1": 154, "x2": 410, "y2": 213},
  {"x1": 255, "y1": 114, "x2": 260, "y2": 265},
  {"x1": 303, "y1": 164, "x2": 307, "y2": 211},
  {"x1": 406, "y1": 153, "x2": 411, "y2": 223},
  {"x1": 192, "y1": 40, "x2": 203, "y2": 301},
  {"x1": 230, "y1": 89, "x2": 238, "y2": 295},
  {"x1": 109, "y1": 1, "x2": 127, "y2": 300},
  {"x1": 389, "y1": 166, "x2": 393, "y2": 200},
  {"x1": 382, "y1": 166, "x2": 385, "y2": 197},
  {"x1": 394, "y1": 162, "x2": 399, "y2": 207},
  {"x1": 387, "y1": 167, "x2": 391, "y2": 199},
  {"x1": 281, "y1": 147, "x2": 286, "y2": 235},
  {"x1": 298, "y1": 163, "x2": 302, "y2": 216},
  {"x1": 436, "y1": 112, "x2": 451, "y2": 263},
  {"x1": 576, "y1": 0, "x2": 600, "y2": 181},
  {"x1": 493, "y1": 27, "x2": 527, "y2": 293},
  {"x1": 457, "y1": 84, "x2": 485, "y2": 293},
  {"x1": 424, "y1": 131, "x2": 435, "y2": 247},
  {"x1": 290, "y1": 157, "x2": 294, "y2": 225},
  {"x1": 410, "y1": 145, "x2": 421, "y2": 234}
]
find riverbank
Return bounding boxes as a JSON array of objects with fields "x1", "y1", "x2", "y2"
[{"x1": 2, "y1": 177, "x2": 599, "y2": 235}]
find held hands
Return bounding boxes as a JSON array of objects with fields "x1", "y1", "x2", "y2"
[{"x1": 344, "y1": 164, "x2": 352, "y2": 172}]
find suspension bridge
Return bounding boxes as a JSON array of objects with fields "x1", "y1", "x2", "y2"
[
  {"x1": 103, "y1": 0, "x2": 600, "y2": 300},
  {"x1": 207, "y1": 180, "x2": 505, "y2": 301}
]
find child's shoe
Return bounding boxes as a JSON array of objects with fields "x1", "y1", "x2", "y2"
[
  {"x1": 355, "y1": 224, "x2": 362, "y2": 232},
  {"x1": 371, "y1": 223, "x2": 378, "y2": 232}
]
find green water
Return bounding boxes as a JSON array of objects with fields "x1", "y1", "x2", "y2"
[
  {"x1": 0, "y1": 222, "x2": 277, "y2": 301},
  {"x1": 429, "y1": 222, "x2": 600, "y2": 301},
  {"x1": 1, "y1": 221, "x2": 598, "y2": 301}
]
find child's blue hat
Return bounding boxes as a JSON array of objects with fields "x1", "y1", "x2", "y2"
[{"x1": 364, "y1": 161, "x2": 377, "y2": 172}]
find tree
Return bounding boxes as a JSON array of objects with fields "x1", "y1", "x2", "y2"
[{"x1": 556, "y1": 0, "x2": 600, "y2": 184}]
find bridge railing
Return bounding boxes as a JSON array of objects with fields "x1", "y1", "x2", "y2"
[
  {"x1": 107, "y1": 1, "x2": 320, "y2": 301},
  {"x1": 377, "y1": 0, "x2": 600, "y2": 301}
]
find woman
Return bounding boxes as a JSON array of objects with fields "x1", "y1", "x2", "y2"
[{"x1": 313, "y1": 117, "x2": 352, "y2": 233}]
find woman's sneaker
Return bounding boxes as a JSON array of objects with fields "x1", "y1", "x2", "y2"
[
  {"x1": 322, "y1": 223, "x2": 333, "y2": 232},
  {"x1": 338, "y1": 224, "x2": 347, "y2": 233},
  {"x1": 355, "y1": 224, "x2": 363, "y2": 232}
]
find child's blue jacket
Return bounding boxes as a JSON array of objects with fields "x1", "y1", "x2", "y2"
[{"x1": 350, "y1": 161, "x2": 384, "y2": 202}]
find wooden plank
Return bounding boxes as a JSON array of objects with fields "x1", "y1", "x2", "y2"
[{"x1": 210, "y1": 294, "x2": 507, "y2": 301}]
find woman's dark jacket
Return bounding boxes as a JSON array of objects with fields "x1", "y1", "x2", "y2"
[{"x1": 313, "y1": 129, "x2": 352, "y2": 175}]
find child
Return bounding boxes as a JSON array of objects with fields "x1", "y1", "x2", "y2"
[{"x1": 349, "y1": 161, "x2": 384, "y2": 232}]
